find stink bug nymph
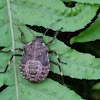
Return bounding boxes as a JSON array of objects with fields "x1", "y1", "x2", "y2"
[
  {"x1": 20, "y1": 36, "x2": 50, "y2": 82},
  {"x1": 0, "y1": 21, "x2": 67, "y2": 83}
]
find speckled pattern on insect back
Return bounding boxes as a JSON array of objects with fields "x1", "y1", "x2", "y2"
[{"x1": 19, "y1": 36, "x2": 50, "y2": 82}]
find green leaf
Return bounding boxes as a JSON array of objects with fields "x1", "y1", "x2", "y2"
[
  {"x1": 70, "y1": 14, "x2": 100, "y2": 44},
  {"x1": 0, "y1": 78, "x2": 84, "y2": 100},
  {"x1": 10, "y1": 0, "x2": 99, "y2": 32},
  {"x1": 47, "y1": 36, "x2": 100, "y2": 79},
  {"x1": 92, "y1": 83, "x2": 100, "y2": 90}
]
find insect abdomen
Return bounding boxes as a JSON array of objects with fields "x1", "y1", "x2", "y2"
[{"x1": 20, "y1": 59, "x2": 50, "y2": 82}]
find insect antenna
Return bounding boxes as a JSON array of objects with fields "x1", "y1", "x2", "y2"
[
  {"x1": 42, "y1": 19, "x2": 62, "y2": 39},
  {"x1": 14, "y1": 18, "x2": 35, "y2": 37},
  {"x1": 14, "y1": 18, "x2": 62, "y2": 39}
]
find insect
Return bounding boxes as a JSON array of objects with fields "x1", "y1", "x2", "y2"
[{"x1": 0, "y1": 21, "x2": 67, "y2": 83}]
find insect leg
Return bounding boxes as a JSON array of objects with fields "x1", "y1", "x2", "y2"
[
  {"x1": 0, "y1": 48, "x2": 23, "y2": 53},
  {"x1": 18, "y1": 27, "x2": 27, "y2": 44},
  {"x1": 45, "y1": 31, "x2": 58, "y2": 46},
  {"x1": 0, "y1": 54, "x2": 22, "y2": 73},
  {"x1": 48, "y1": 50, "x2": 67, "y2": 65},
  {"x1": 50, "y1": 60, "x2": 64, "y2": 85}
]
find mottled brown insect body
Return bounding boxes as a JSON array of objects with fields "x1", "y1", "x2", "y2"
[{"x1": 19, "y1": 36, "x2": 50, "y2": 82}]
